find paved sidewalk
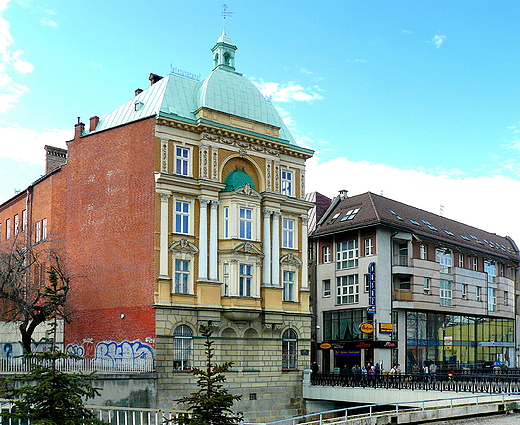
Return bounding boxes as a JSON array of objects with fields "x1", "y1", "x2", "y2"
[{"x1": 428, "y1": 412, "x2": 520, "y2": 424}]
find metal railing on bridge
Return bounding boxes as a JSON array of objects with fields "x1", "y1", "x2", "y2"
[{"x1": 312, "y1": 372, "x2": 520, "y2": 394}]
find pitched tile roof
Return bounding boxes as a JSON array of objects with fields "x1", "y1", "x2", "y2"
[{"x1": 313, "y1": 192, "x2": 519, "y2": 261}]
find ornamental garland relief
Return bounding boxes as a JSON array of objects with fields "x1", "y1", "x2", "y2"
[
  {"x1": 212, "y1": 149, "x2": 218, "y2": 180},
  {"x1": 201, "y1": 132, "x2": 280, "y2": 157},
  {"x1": 161, "y1": 140, "x2": 168, "y2": 173},
  {"x1": 266, "y1": 161, "x2": 272, "y2": 191},
  {"x1": 199, "y1": 145, "x2": 209, "y2": 179}
]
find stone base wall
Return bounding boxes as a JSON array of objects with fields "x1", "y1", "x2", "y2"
[{"x1": 155, "y1": 306, "x2": 312, "y2": 423}]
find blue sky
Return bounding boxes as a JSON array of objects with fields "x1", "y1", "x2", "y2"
[{"x1": 1, "y1": 0, "x2": 520, "y2": 242}]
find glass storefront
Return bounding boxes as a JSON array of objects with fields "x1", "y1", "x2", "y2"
[{"x1": 406, "y1": 311, "x2": 514, "y2": 371}]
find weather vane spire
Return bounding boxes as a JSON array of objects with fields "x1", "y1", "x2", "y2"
[{"x1": 222, "y1": 4, "x2": 233, "y2": 31}]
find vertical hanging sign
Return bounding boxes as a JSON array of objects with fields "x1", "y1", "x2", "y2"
[{"x1": 367, "y1": 262, "x2": 376, "y2": 313}]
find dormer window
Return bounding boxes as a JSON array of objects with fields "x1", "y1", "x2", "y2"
[{"x1": 134, "y1": 101, "x2": 143, "y2": 111}]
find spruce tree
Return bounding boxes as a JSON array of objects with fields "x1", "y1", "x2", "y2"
[{"x1": 176, "y1": 322, "x2": 242, "y2": 425}]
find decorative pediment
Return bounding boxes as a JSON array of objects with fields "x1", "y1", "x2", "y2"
[
  {"x1": 169, "y1": 238, "x2": 199, "y2": 254},
  {"x1": 280, "y1": 253, "x2": 303, "y2": 267},
  {"x1": 232, "y1": 242, "x2": 264, "y2": 256}
]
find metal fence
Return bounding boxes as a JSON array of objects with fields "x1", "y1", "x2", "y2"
[
  {"x1": 0, "y1": 356, "x2": 155, "y2": 374},
  {"x1": 312, "y1": 372, "x2": 520, "y2": 393},
  {"x1": 0, "y1": 401, "x2": 190, "y2": 425}
]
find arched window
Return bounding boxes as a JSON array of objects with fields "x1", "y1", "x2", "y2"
[
  {"x1": 173, "y1": 325, "x2": 193, "y2": 370},
  {"x1": 282, "y1": 329, "x2": 298, "y2": 370}
]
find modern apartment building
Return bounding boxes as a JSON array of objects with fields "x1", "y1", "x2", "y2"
[{"x1": 311, "y1": 191, "x2": 519, "y2": 373}]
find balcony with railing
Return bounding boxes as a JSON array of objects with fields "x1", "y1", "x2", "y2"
[{"x1": 393, "y1": 288, "x2": 412, "y2": 301}]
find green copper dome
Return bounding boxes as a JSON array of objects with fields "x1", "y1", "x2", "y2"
[{"x1": 222, "y1": 169, "x2": 255, "y2": 192}]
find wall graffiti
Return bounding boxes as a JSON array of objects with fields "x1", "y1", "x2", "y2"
[{"x1": 64, "y1": 339, "x2": 155, "y2": 370}]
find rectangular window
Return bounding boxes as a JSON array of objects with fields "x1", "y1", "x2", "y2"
[
  {"x1": 504, "y1": 291, "x2": 509, "y2": 306},
  {"x1": 488, "y1": 287, "x2": 497, "y2": 312},
  {"x1": 14, "y1": 214, "x2": 19, "y2": 236},
  {"x1": 461, "y1": 283, "x2": 468, "y2": 299},
  {"x1": 499, "y1": 264, "x2": 505, "y2": 277},
  {"x1": 282, "y1": 218, "x2": 294, "y2": 249},
  {"x1": 223, "y1": 207, "x2": 229, "y2": 238},
  {"x1": 239, "y1": 264, "x2": 253, "y2": 297},
  {"x1": 440, "y1": 279, "x2": 452, "y2": 306},
  {"x1": 420, "y1": 244, "x2": 427, "y2": 260},
  {"x1": 35, "y1": 221, "x2": 41, "y2": 242},
  {"x1": 223, "y1": 263, "x2": 230, "y2": 296},
  {"x1": 42, "y1": 218, "x2": 47, "y2": 240},
  {"x1": 323, "y1": 279, "x2": 331, "y2": 297},
  {"x1": 322, "y1": 245, "x2": 331, "y2": 263},
  {"x1": 6, "y1": 218, "x2": 11, "y2": 240},
  {"x1": 281, "y1": 169, "x2": 293, "y2": 197},
  {"x1": 175, "y1": 201, "x2": 190, "y2": 234},
  {"x1": 22, "y1": 210, "x2": 27, "y2": 232},
  {"x1": 423, "y1": 278, "x2": 431, "y2": 295},
  {"x1": 470, "y1": 256, "x2": 478, "y2": 271},
  {"x1": 336, "y1": 240, "x2": 359, "y2": 269},
  {"x1": 364, "y1": 237, "x2": 374, "y2": 256},
  {"x1": 174, "y1": 260, "x2": 190, "y2": 294},
  {"x1": 458, "y1": 253, "x2": 464, "y2": 268},
  {"x1": 239, "y1": 208, "x2": 252, "y2": 239},
  {"x1": 336, "y1": 274, "x2": 359, "y2": 304},
  {"x1": 436, "y1": 249, "x2": 453, "y2": 274},
  {"x1": 175, "y1": 147, "x2": 190, "y2": 176},
  {"x1": 283, "y1": 271, "x2": 295, "y2": 302},
  {"x1": 364, "y1": 274, "x2": 370, "y2": 292},
  {"x1": 484, "y1": 260, "x2": 497, "y2": 283},
  {"x1": 476, "y1": 286, "x2": 482, "y2": 302}
]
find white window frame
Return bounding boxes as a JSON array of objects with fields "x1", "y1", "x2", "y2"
[
  {"x1": 476, "y1": 286, "x2": 482, "y2": 302},
  {"x1": 436, "y1": 249, "x2": 453, "y2": 274},
  {"x1": 35, "y1": 221, "x2": 41, "y2": 243},
  {"x1": 41, "y1": 218, "x2": 47, "y2": 240},
  {"x1": 239, "y1": 208, "x2": 253, "y2": 240},
  {"x1": 323, "y1": 279, "x2": 331, "y2": 297},
  {"x1": 487, "y1": 287, "x2": 497, "y2": 312},
  {"x1": 14, "y1": 214, "x2": 19, "y2": 236},
  {"x1": 223, "y1": 206, "x2": 229, "y2": 238},
  {"x1": 323, "y1": 245, "x2": 331, "y2": 263},
  {"x1": 22, "y1": 210, "x2": 27, "y2": 233},
  {"x1": 470, "y1": 256, "x2": 478, "y2": 271},
  {"x1": 174, "y1": 259, "x2": 190, "y2": 294},
  {"x1": 281, "y1": 169, "x2": 293, "y2": 197},
  {"x1": 6, "y1": 218, "x2": 11, "y2": 240},
  {"x1": 337, "y1": 274, "x2": 359, "y2": 304},
  {"x1": 440, "y1": 279, "x2": 452, "y2": 306},
  {"x1": 423, "y1": 277, "x2": 431, "y2": 295},
  {"x1": 239, "y1": 263, "x2": 253, "y2": 297},
  {"x1": 461, "y1": 283, "x2": 468, "y2": 299},
  {"x1": 175, "y1": 145, "x2": 190, "y2": 176},
  {"x1": 364, "y1": 237, "x2": 374, "y2": 256},
  {"x1": 283, "y1": 271, "x2": 295, "y2": 302},
  {"x1": 336, "y1": 240, "x2": 359, "y2": 269},
  {"x1": 504, "y1": 290, "x2": 509, "y2": 306},
  {"x1": 420, "y1": 244, "x2": 427, "y2": 260},
  {"x1": 174, "y1": 201, "x2": 190, "y2": 234},
  {"x1": 222, "y1": 263, "x2": 230, "y2": 296},
  {"x1": 282, "y1": 218, "x2": 295, "y2": 249},
  {"x1": 458, "y1": 253, "x2": 464, "y2": 268}
]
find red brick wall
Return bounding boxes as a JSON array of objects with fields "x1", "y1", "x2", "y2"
[{"x1": 63, "y1": 117, "x2": 157, "y2": 351}]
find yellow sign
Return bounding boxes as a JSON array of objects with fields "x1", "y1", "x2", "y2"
[
  {"x1": 359, "y1": 323, "x2": 374, "y2": 334},
  {"x1": 320, "y1": 343, "x2": 332, "y2": 349}
]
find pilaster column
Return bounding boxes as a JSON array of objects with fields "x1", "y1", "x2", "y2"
[
  {"x1": 272, "y1": 211, "x2": 281, "y2": 287},
  {"x1": 159, "y1": 193, "x2": 171, "y2": 279},
  {"x1": 262, "y1": 209, "x2": 273, "y2": 286},
  {"x1": 209, "y1": 200, "x2": 219, "y2": 281},
  {"x1": 301, "y1": 216, "x2": 309, "y2": 290},
  {"x1": 198, "y1": 198, "x2": 210, "y2": 281}
]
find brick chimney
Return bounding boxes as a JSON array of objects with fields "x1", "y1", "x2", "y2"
[
  {"x1": 89, "y1": 116, "x2": 99, "y2": 132},
  {"x1": 149, "y1": 73, "x2": 163, "y2": 85},
  {"x1": 45, "y1": 145, "x2": 68, "y2": 174},
  {"x1": 74, "y1": 118, "x2": 85, "y2": 140}
]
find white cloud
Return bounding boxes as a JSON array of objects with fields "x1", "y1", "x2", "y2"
[
  {"x1": 252, "y1": 79, "x2": 323, "y2": 103},
  {"x1": 299, "y1": 68, "x2": 312, "y2": 75},
  {"x1": 306, "y1": 155, "x2": 520, "y2": 244},
  {"x1": 433, "y1": 35, "x2": 446, "y2": 48},
  {"x1": 39, "y1": 18, "x2": 57, "y2": 27},
  {"x1": 0, "y1": 0, "x2": 34, "y2": 112},
  {"x1": 0, "y1": 124, "x2": 70, "y2": 164}
]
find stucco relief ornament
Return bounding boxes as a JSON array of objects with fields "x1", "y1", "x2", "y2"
[
  {"x1": 241, "y1": 182, "x2": 252, "y2": 195},
  {"x1": 239, "y1": 147, "x2": 248, "y2": 157}
]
